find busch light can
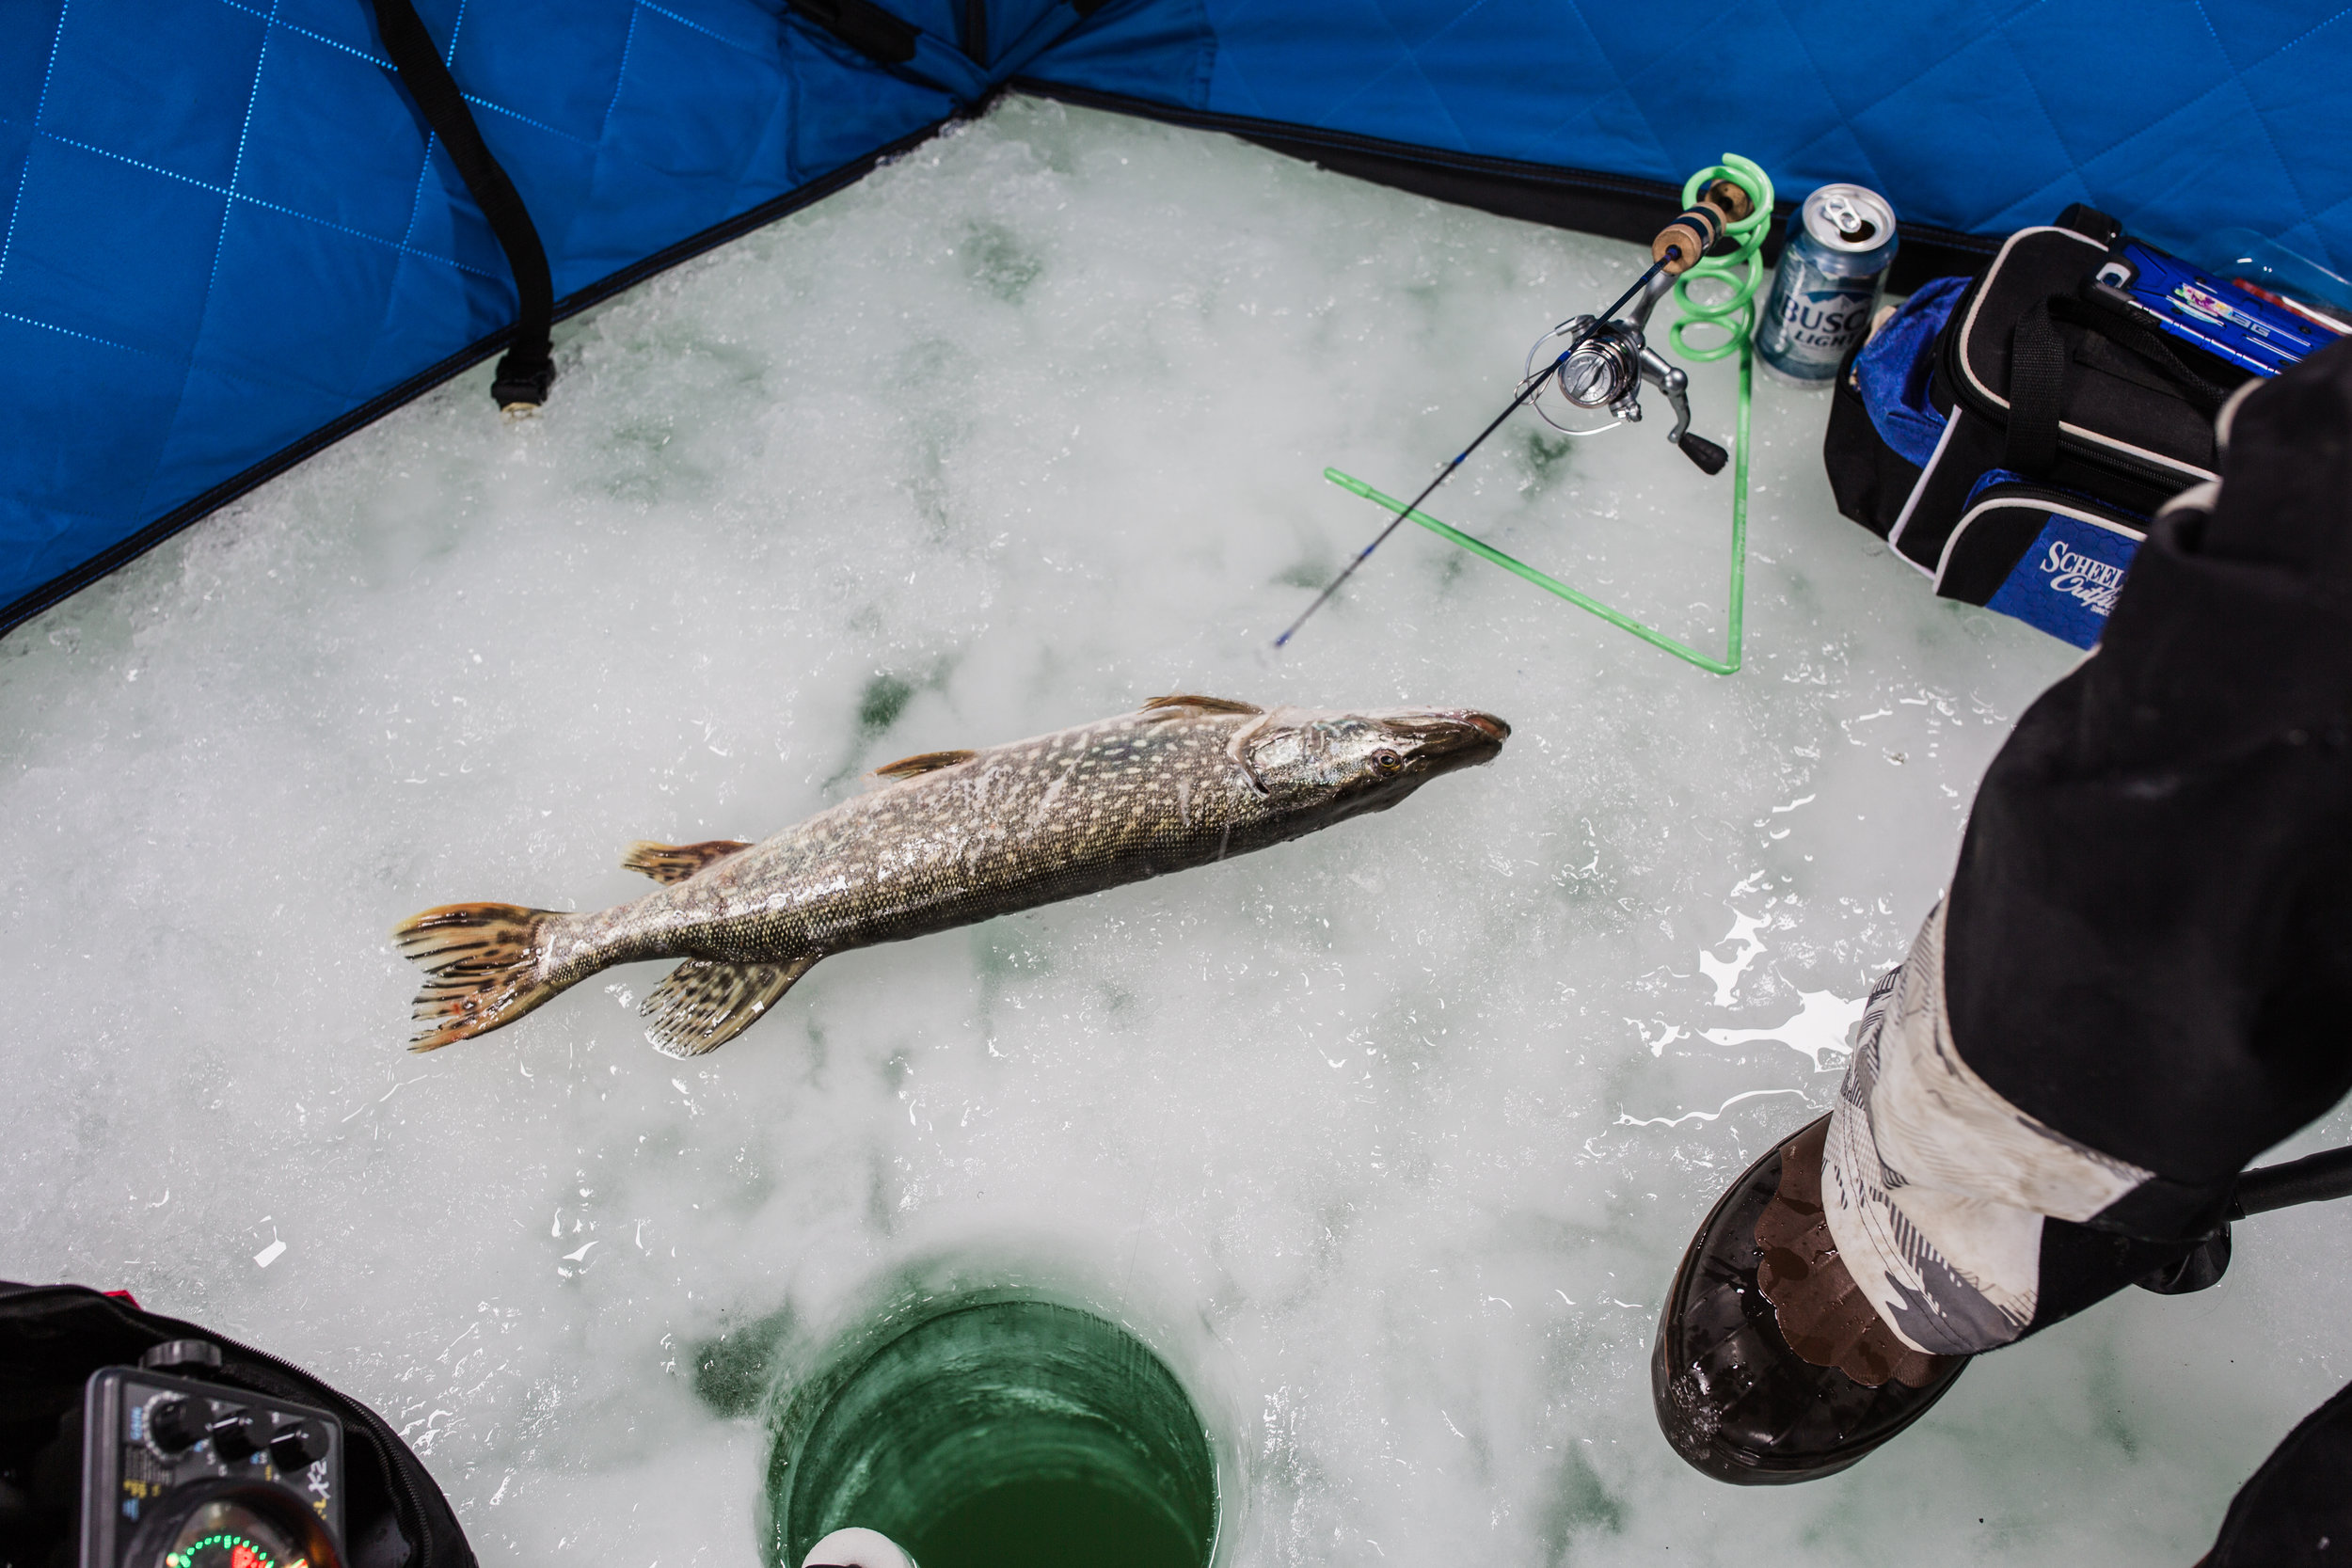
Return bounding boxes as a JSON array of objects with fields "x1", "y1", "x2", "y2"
[{"x1": 1756, "y1": 183, "x2": 1899, "y2": 385}]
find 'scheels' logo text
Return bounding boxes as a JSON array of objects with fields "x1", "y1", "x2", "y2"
[{"x1": 2042, "y1": 540, "x2": 2125, "y2": 615}]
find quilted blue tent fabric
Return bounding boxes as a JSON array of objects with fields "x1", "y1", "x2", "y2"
[
  {"x1": 6, "y1": 0, "x2": 2349, "y2": 628},
  {"x1": 1033, "y1": 1, "x2": 2352, "y2": 264}
]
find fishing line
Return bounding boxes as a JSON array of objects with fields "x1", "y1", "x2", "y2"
[{"x1": 1271, "y1": 254, "x2": 1676, "y2": 650}]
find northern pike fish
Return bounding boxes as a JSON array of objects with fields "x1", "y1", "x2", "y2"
[{"x1": 395, "y1": 695, "x2": 1508, "y2": 1056}]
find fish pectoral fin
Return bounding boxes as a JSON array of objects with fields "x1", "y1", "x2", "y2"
[
  {"x1": 1142, "y1": 694, "x2": 1263, "y2": 715},
  {"x1": 620, "y1": 839, "x2": 755, "y2": 884},
  {"x1": 869, "y1": 749, "x2": 978, "y2": 782},
  {"x1": 641, "y1": 954, "x2": 818, "y2": 1057}
]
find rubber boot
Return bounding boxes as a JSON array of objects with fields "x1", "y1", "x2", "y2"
[{"x1": 1651, "y1": 1116, "x2": 1970, "y2": 1482}]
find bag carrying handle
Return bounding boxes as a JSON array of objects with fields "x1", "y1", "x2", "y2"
[{"x1": 2003, "y1": 289, "x2": 2238, "y2": 475}]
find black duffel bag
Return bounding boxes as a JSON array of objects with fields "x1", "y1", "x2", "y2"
[{"x1": 1823, "y1": 204, "x2": 2280, "y2": 647}]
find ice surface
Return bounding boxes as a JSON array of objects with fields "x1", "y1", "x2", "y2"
[{"x1": 5, "y1": 98, "x2": 2347, "y2": 1567}]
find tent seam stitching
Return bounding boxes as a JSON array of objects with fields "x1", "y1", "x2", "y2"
[
  {"x1": 137, "y1": 0, "x2": 278, "y2": 525},
  {"x1": 0, "y1": 0, "x2": 75, "y2": 288},
  {"x1": 603, "y1": 6, "x2": 642, "y2": 139},
  {"x1": 36, "y1": 132, "x2": 503, "y2": 280},
  {"x1": 2188, "y1": 0, "x2": 2324, "y2": 259}
]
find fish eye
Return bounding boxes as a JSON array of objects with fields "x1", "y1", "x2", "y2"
[{"x1": 1372, "y1": 749, "x2": 1405, "y2": 775}]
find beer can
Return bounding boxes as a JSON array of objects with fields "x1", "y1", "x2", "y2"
[{"x1": 1756, "y1": 183, "x2": 1899, "y2": 386}]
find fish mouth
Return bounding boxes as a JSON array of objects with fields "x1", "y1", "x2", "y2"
[
  {"x1": 1462, "y1": 711, "x2": 1511, "y2": 744},
  {"x1": 1391, "y1": 708, "x2": 1511, "y2": 768}
]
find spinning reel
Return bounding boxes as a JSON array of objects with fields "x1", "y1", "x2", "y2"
[
  {"x1": 1277, "y1": 161, "x2": 1770, "y2": 655},
  {"x1": 1523, "y1": 178, "x2": 1752, "y2": 475}
]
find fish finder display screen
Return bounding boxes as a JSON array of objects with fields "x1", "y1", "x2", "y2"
[{"x1": 158, "y1": 1504, "x2": 304, "y2": 1568}]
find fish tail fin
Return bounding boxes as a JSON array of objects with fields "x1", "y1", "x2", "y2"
[
  {"x1": 392, "y1": 902, "x2": 575, "y2": 1051},
  {"x1": 641, "y1": 954, "x2": 818, "y2": 1057}
]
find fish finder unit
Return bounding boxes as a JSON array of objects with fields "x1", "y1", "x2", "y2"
[{"x1": 63, "y1": 1342, "x2": 345, "y2": 1568}]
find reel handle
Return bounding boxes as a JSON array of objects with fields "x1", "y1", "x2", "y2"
[{"x1": 1677, "y1": 431, "x2": 1728, "y2": 474}]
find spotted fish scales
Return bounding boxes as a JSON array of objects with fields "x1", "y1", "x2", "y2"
[{"x1": 394, "y1": 695, "x2": 1508, "y2": 1056}]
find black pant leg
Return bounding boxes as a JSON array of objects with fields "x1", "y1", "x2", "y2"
[{"x1": 1944, "y1": 339, "x2": 2352, "y2": 1266}]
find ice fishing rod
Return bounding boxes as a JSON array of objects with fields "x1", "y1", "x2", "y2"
[
  {"x1": 1275, "y1": 180, "x2": 1756, "y2": 651},
  {"x1": 1272, "y1": 259, "x2": 1667, "y2": 651}
]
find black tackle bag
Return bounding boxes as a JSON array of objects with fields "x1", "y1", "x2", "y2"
[
  {"x1": 1820, "y1": 204, "x2": 2323, "y2": 647},
  {"x1": 0, "y1": 1281, "x2": 476, "y2": 1568}
]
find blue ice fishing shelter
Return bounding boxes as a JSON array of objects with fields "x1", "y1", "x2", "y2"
[{"x1": 5, "y1": 0, "x2": 2348, "y2": 632}]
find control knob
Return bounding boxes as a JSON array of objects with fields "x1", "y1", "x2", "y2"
[
  {"x1": 269, "y1": 1419, "x2": 330, "y2": 1472},
  {"x1": 206, "y1": 1408, "x2": 270, "y2": 1462},
  {"x1": 146, "y1": 1397, "x2": 211, "y2": 1456}
]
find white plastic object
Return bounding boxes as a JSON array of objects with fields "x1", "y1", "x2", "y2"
[{"x1": 801, "y1": 1527, "x2": 918, "y2": 1568}]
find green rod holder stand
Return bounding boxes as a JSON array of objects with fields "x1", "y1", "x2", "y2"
[{"x1": 1328, "y1": 153, "x2": 1770, "y2": 676}]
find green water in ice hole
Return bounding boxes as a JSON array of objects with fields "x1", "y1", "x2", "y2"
[{"x1": 778, "y1": 1300, "x2": 1216, "y2": 1568}]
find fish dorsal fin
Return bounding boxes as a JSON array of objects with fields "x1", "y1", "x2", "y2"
[
  {"x1": 1142, "y1": 694, "x2": 1263, "y2": 715},
  {"x1": 870, "y1": 748, "x2": 979, "y2": 783},
  {"x1": 621, "y1": 839, "x2": 755, "y2": 884}
]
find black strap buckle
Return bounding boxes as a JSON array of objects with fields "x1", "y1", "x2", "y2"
[{"x1": 490, "y1": 342, "x2": 556, "y2": 413}]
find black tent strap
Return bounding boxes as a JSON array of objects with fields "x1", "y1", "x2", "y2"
[
  {"x1": 786, "y1": 0, "x2": 1108, "y2": 87},
  {"x1": 787, "y1": 0, "x2": 920, "y2": 65},
  {"x1": 368, "y1": 0, "x2": 556, "y2": 410}
]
